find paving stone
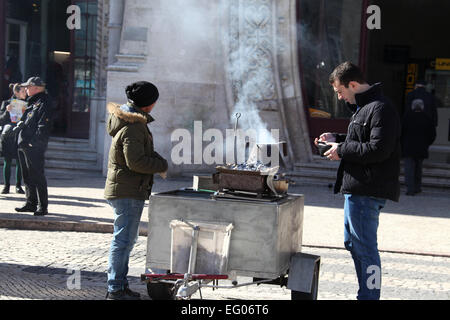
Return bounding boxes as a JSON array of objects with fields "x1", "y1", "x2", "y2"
[{"x1": 0, "y1": 229, "x2": 449, "y2": 300}]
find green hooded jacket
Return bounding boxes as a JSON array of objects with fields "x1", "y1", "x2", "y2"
[{"x1": 104, "y1": 102, "x2": 168, "y2": 200}]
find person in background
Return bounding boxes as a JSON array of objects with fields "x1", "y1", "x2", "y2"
[
  {"x1": 315, "y1": 62, "x2": 401, "y2": 300},
  {"x1": 404, "y1": 80, "x2": 438, "y2": 127},
  {"x1": 14, "y1": 77, "x2": 52, "y2": 216},
  {"x1": 0, "y1": 83, "x2": 26, "y2": 194},
  {"x1": 401, "y1": 102, "x2": 436, "y2": 196},
  {"x1": 104, "y1": 81, "x2": 168, "y2": 300},
  {"x1": 5, "y1": 55, "x2": 23, "y2": 84}
]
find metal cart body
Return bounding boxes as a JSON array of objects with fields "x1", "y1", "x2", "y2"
[{"x1": 142, "y1": 189, "x2": 320, "y2": 299}]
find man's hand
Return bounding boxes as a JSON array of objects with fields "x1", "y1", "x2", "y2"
[
  {"x1": 324, "y1": 143, "x2": 341, "y2": 161},
  {"x1": 159, "y1": 171, "x2": 167, "y2": 179},
  {"x1": 6, "y1": 105, "x2": 12, "y2": 112},
  {"x1": 314, "y1": 132, "x2": 336, "y2": 146}
]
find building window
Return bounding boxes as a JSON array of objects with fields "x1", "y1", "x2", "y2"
[
  {"x1": 297, "y1": 0, "x2": 362, "y2": 119},
  {"x1": 71, "y1": 0, "x2": 97, "y2": 113}
]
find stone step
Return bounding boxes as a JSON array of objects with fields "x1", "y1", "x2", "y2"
[
  {"x1": 294, "y1": 161, "x2": 339, "y2": 171},
  {"x1": 296, "y1": 156, "x2": 450, "y2": 173},
  {"x1": 44, "y1": 159, "x2": 101, "y2": 171},
  {"x1": 293, "y1": 164, "x2": 450, "y2": 180},
  {"x1": 0, "y1": 153, "x2": 99, "y2": 171},
  {"x1": 0, "y1": 137, "x2": 102, "y2": 177},
  {"x1": 47, "y1": 138, "x2": 93, "y2": 152},
  {"x1": 49, "y1": 136, "x2": 90, "y2": 143},
  {"x1": 0, "y1": 162, "x2": 102, "y2": 185},
  {"x1": 45, "y1": 149, "x2": 98, "y2": 163},
  {"x1": 288, "y1": 170, "x2": 450, "y2": 188},
  {"x1": 45, "y1": 167, "x2": 103, "y2": 179},
  {"x1": 288, "y1": 156, "x2": 450, "y2": 190},
  {"x1": 0, "y1": 159, "x2": 100, "y2": 171},
  {"x1": 45, "y1": 137, "x2": 101, "y2": 172},
  {"x1": 289, "y1": 159, "x2": 450, "y2": 190}
]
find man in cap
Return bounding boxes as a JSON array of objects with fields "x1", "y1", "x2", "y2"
[
  {"x1": 104, "y1": 81, "x2": 168, "y2": 300},
  {"x1": 14, "y1": 77, "x2": 52, "y2": 216}
]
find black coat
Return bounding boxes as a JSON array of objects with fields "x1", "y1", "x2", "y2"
[
  {"x1": 0, "y1": 98, "x2": 12, "y2": 125},
  {"x1": 401, "y1": 111, "x2": 436, "y2": 159},
  {"x1": 334, "y1": 83, "x2": 401, "y2": 202},
  {"x1": 0, "y1": 97, "x2": 22, "y2": 159},
  {"x1": 18, "y1": 92, "x2": 52, "y2": 150}
]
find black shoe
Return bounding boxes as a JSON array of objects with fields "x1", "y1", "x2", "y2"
[
  {"x1": 124, "y1": 285, "x2": 141, "y2": 298},
  {"x1": 1, "y1": 185, "x2": 10, "y2": 194},
  {"x1": 406, "y1": 191, "x2": 415, "y2": 196},
  {"x1": 106, "y1": 289, "x2": 141, "y2": 300},
  {"x1": 15, "y1": 204, "x2": 37, "y2": 213},
  {"x1": 15, "y1": 186, "x2": 25, "y2": 194},
  {"x1": 34, "y1": 208, "x2": 48, "y2": 216}
]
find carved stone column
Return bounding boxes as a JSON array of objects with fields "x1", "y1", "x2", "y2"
[
  {"x1": 107, "y1": 0, "x2": 124, "y2": 66},
  {"x1": 222, "y1": 0, "x2": 313, "y2": 166}
]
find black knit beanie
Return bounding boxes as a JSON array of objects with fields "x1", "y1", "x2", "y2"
[{"x1": 125, "y1": 81, "x2": 159, "y2": 108}]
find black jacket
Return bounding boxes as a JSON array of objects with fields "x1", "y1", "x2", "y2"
[
  {"x1": 18, "y1": 92, "x2": 52, "y2": 150},
  {"x1": 0, "y1": 96, "x2": 23, "y2": 159},
  {"x1": 334, "y1": 83, "x2": 401, "y2": 202},
  {"x1": 401, "y1": 111, "x2": 436, "y2": 159}
]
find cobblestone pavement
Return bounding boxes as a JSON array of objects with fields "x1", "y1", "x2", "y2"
[{"x1": 0, "y1": 229, "x2": 448, "y2": 300}]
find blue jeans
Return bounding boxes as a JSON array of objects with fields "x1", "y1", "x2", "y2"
[
  {"x1": 107, "y1": 198, "x2": 145, "y2": 293},
  {"x1": 344, "y1": 194, "x2": 386, "y2": 300}
]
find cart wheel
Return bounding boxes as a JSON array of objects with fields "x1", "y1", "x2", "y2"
[
  {"x1": 291, "y1": 262, "x2": 319, "y2": 300},
  {"x1": 147, "y1": 282, "x2": 176, "y2": 300}
]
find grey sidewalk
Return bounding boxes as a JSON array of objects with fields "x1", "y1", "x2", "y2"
[{"x1": 0, "y1": 171, "x2": 449, "y2": 257}]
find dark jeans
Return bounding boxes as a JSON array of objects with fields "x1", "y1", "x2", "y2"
[
  {"x1": 404, "y1": 157, "x2": 423, "y2": 194},
  {"x1": 344, "y1": 194, "x2": 386, "y2": 300},
  {"x1": 17, "y1": 147, "x2": 48, "y2": 210},
  {"x1": 3, "y1": 157, "x2": 22, "y2": 186}
]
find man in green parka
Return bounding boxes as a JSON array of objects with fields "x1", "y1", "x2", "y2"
[{"x1": 104, "y1": 81, "x2": 168, "y2": 300}]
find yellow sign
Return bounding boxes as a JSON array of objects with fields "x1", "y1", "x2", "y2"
[
  {"x1": 405, "y1": 63, "x2": 418, "y2": 98},
  {"x1": 436, "y1": 58, "x2": 450, "y2": 70}
]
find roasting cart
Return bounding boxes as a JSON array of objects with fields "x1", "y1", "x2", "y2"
[{"x1": 140, "y1": 166, "x2": 321, "y2": 300}]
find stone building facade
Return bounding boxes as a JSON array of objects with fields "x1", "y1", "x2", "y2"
[{"x1": 2, "y1": 1, "x2": 449, "y2": 178}]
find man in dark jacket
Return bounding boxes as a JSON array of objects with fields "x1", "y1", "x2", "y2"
[
  {"x1": 401, "y1": 103, "x2": 436, "y2": 195},
  {"x1": 104, "y1": 81, "x2": 168, "y2": 300},
  {"x1": 315, "y1": 62, "x2": 401, "y2": 300},
  {"x1": 14, "y1": 77, "x2": 52, "y2": 216}
]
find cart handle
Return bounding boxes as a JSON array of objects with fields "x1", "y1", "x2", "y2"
[
  {"x1": 180, "y1": 218, "x2": 200, "y2": 230},
  {"x1": 141, "y1": 273, "x2": 229, "y2": 281}
]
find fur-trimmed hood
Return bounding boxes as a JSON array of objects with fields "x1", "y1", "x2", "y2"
[{"x1": 106, "y1": 102, "x2": 154, "y2": 137}]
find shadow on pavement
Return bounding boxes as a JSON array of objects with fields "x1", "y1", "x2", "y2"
[
  {"x1": 0, "y1": 262, "x2": 146, "y2": 300},
  {"x1": 49, "y1": 194, "x2": 109, "y2": 204},
  {"x1": 40, "y1": 212, "x2": 114, "y2": 224},
  {"x1": 0, "y1": 195, "x2": 105, "y2": 208}
]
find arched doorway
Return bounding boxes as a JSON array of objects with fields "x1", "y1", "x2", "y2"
[{"x1": 0, "y1": 0, "x2": 98, "y2": 140}]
